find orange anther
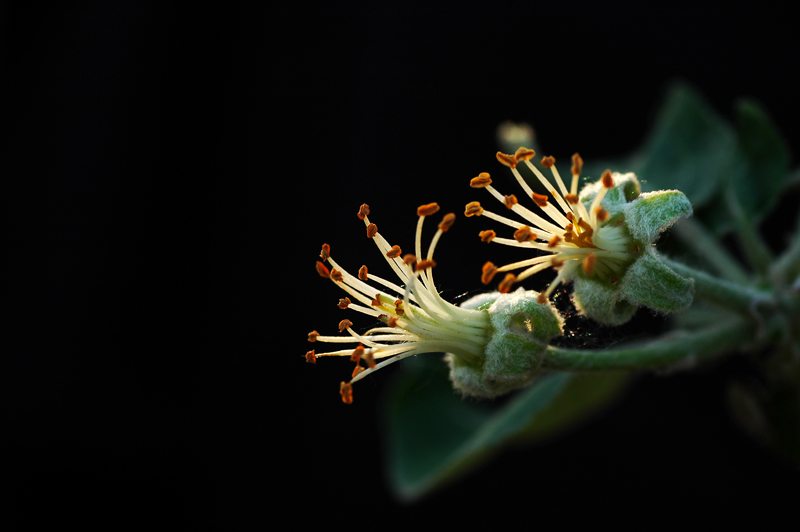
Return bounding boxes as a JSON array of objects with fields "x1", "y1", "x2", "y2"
[
  {"x1": 537, "y1": 292, "x2": 548, "y2": 304},
  {"x1": 417, "y1": 202, "x2": 440, "y2": 216},
  {"x1": 571, "y1": 153, "x2": 583, "y2": 176},
  {"x1": 498, "y1": 273, "x2": 516, "y2": 294},
  {"x1": 371, "y1": 293, "x2": 383, "y2": 306},
  {"x1": 366, "y1": 223, "x2": 378, "y2": 238},
  {"x1": 481, "y1": 261, "x2": 498, "y2": 285},
  {"x1": 565, "y1": 193, "x2": 579, "y2": 204},
  {"x1": 357, "y1": 204, "x2": 370, "y2": 220},
  {"x1": 548, "y1": 235, "x2": 562, "y2": 248},
  {"x1": 595, "y1": 207, "x2": 609, "y2": 223},
  {"x1": 438, "y1": 213, "x2": 456, "y2": 232},
  {"x1": 330, "y1": 268, "x2": 344, "y2": 282},
  {"x1": 415, "y1": 259, "x2": 436, "y2": 271},
  {"x1": 496, "y1": 152, "x2": 517, "y2": 168},
  {"x1": 365, "y1": 351, "x2": 376, "y2": 369},
  {"x1": 386, "y1": 316, "x2": 399, "y2": 327},
  {"x1": 582, "y1": 252, "x2": 597, "y2": 276},
  {"x1": 566, "y1": 211, "x2": 575, "y2": 222},
  {"x1": 514, "y1": 147, "x2": 536, "y2": 162},
  {"x1": 338, "y1": 297, "x2": 352, "y2": 309},
  {"x1": 464, "y1": 201, "x2": 484, "y2": 217},
  {"x1": 541, "y1": 156, "x2": 556, "y2": 167},
  {"x1": 338, "y1": 319, "x2": 353, "y2": 332},
  {"x1": 503, "y1": 194, "x2": 518, "y2": 209},
  {"x1": 601, "y1": 170, "x2": 614, "y2": 188},
  {"x1": 514, "y1": 225, "x2": 536, "y2": 243},
  {"x1": 470, "y1": 172, "x2": 492, "y2": 188},
  {"x1": 307, "y1": 330, "x2": 320, "y2": 342},
  {"x1": 350, "y1": 344, "x2": 365, "y2": 362},
  {"x1": 316, "y1": 261, "x2": 331, "y2": 278},
  {"x1": 340, "y1": 382, "x2": 353, "y2": 404},
  {"x1": 403, "y1": 254, "x2": 417, "y2": 265},
  {"x1": 305, "y1": 350, "x2": 317, "y2": 364},
  {"x1": 386, "y1": 245, "x2": 402, "y2": 258},
  {"x1": 352, "y1": 365, "x2": 365, "y2": 378},
  {"x1": 358, "y1": 265, "x2": 368, "y2": 281},
  {"x1": 532, "y1": 193, "x2": 549, "y2": 207},
  {"x1": 550, "y1": 257, "x2": 565, "y2": 268},
  {"x1": 479, "y1": 229, "x2": 496, "y2": 243},
  {"x1": 320, "y1": 243, "x2": 331, "y2": 261}
]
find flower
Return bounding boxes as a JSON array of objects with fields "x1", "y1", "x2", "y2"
[
  {"x1": 467, "y1": 147, "x2": 694, "y2": 325},
  {"x1": 306, "y1": 201, "x2": 564, "y2": 401}
]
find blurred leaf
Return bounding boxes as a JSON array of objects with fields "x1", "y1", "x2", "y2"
[{"x1": 383, "y1": 356, "x2": 629, "y2": 501}]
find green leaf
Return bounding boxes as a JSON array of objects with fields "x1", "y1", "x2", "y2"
[
  {"x1": 384, "y1": 356, "x2": 573, "y2": 501},
  {"x1": 618, "y1": 248, "x2": 695, "y2": 313},
  {"x1": 631, "y1": 83, "x2": 737, "y2": 207}
]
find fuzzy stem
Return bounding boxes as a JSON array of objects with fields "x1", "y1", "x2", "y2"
[
  {"x1": 673, "y1": 217, "x2": 750, "y2": 284},
  {"x1": 543, "y1": 318, "x2": 754, "y2": 371},
  {"x1": 771, "y1": 220, "x2": 800, "y2": 285},
  {"x1": 725, "y1": 186, "x2": 773, "y2": 276},
  {"x1": 660, "y1": 256, "x2": 768, "y2": 316}
]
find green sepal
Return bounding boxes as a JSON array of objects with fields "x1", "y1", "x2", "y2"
[
  {"x1": 624, "y1": 190, "x2": 693, "y2": 244},
  {"x1": 571, "y1": 276, "x2": 638, "y2": 325},
  {"x1": 617, "y1": 248, "x2": 694, "y2": 313}
]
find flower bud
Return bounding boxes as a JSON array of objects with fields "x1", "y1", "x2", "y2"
[{"x1": 447, "y1": 288, "x2": 563, "y2": 398}]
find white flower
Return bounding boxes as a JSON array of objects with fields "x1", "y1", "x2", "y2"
[
  {"x1": 467, "y1": 148, "x2": 636, "y2": 302},
  {"x1": 307, "y1": 202, "x2": 492, "y2": 404}
]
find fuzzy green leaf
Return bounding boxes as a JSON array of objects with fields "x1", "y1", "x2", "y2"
[
  {"x1": 619, "y1": 248, "x2": 694, "y2": 312},
  {"x1": 624, "y1": 190, "x2": 693, "y2": 244},
  {"x1": 384, "y1": 356, "x2": 574, "y2": 501}
]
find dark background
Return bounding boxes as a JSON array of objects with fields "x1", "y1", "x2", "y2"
[{"x1": 6, "y1": 3, "x2": 800, "y2": 526}]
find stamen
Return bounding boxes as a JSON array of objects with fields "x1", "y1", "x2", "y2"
[
  {"x1": 350, "y1": 344, "x2": 365, "y2": 362},
  {"x1": 496, "y1": 152, "x2": 517, "y2": 168},
  {"x1": 481, "y1": 261, "x2": 498, "y2": 284},
  {"x1": 514, "y1": 147, "x2": 536, "y2": 162},
  {"x1": 305, "y1": 350, "x2": 317, "y2": 364},
  {"x1": 366, "y1": 223, "x2": 378, "y2": 239},
  {"x1": 417, "y1": 202, "x2": 440, "y2": 216},
  {"x1": 537, "y1": 293, "x2": 548, "y2": 304},
  {"x1": 357, "y1": 204, "x2": 370, "y2": 220},
  {"x1": 320, "y1": 243, "x2": 331, "y2": 261},
  {"x1": 582, "y1": 252, "x2": 597, "y2": 276},
  {"x1": 595, "y1": 207, "x2": 609, "y2": 223},
  {"x1": 541, "y1": 156, "x2": 556, "y2": 167},
  {"x1": 464, "y1": 201, "x2": 484, "y2": 217},
  {"x1": 415, "y1": 259, "x2": 436, "y2": 271},
  {"x1": 364, "y1": 351, "x2": 376, "y2": 369},
  {"x1": 330, "y1": 268, "x2": 344, "y2": 282},
  {"x1": 479, "y1": 229, "x2": 496, "y2": 243},
  {"x1": 570, "y1": 153, "x2": 583, "y2": 195},
  {"x1": 503, "y1": 195, "x2": 518, "y2": 209},
  {"x1": 601, "y1": 170, "x2": 614, "y2": 188},
  {"x1": 340, "y1": 382, "x2": 353, "y2": 404},
  {"x1": 470, "y1": 173, "x2": 493, "y2": 188},
  {"x1": 438, "y1": 213, "x2": 456, "y2": 232},
  {"x1": 316, "y1": 261, "x2": 331, "y2": 278},
  {"x1": 498, "y1": 273, "x2": 516, "y2": 293},
  {"x1": 548, "y1": 235, "x2": 562, "y2": 248},
  {"x1": 403, "y1": 254, "x2": 417, "y2": 265},
  {"x1": 514, "y1": 225, "x2": 536, "y2": 243},
  {"x1": 352, "y1": 366, "x2": 365, "y2": 378},
  {"x1": 532, "y1": 193, "x2": 549, "y2": 207},
  {"x1": 358, "y1": 265, "x2": 368, "y2": 281},
  {"x1": 308, "y1": 331, "x2": 319, "y2": 342},
  {"x1": 338, "y1": 297, "x2": 352, "y2": 309},
  {"x1": 338, "y1": 319, "x2": 353, "y2": 332},
  {"x1": 386, "y1": 245, "x2": 402, "y2": 258},
  {"x1": 565, "y1": 193, "x2": 579, "y2": 204}
]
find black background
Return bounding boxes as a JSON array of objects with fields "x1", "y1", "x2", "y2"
[{"x1": 6, "y1": 3, "x2": 800, "y2": 526}]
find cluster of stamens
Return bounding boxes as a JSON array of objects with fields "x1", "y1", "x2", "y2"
[
  {"x1": 467, "y1": 147, "x2": 635, "y2": 303},
  {"x1": 307, "y1": 203, "x2": 491, "y2": 403}
]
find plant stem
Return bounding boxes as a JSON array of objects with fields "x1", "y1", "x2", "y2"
[
  {"x1": 543, "y1": 318, "x2": 754, "y2": 371},
  {"x1": 661, "y1": 256, "x2": 769, "y2": 316},
  {"x1": 673, "y1": 217, "x2": 751, "y2": 284},
  {"x1": 725, "y1": 186, "x2": 773, "y2": 276}
]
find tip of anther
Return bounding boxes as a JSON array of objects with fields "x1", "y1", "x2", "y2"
[
  {"x1": 571, "y1": 153, "x2": 583, "y2": 176},
  {"x1": 316, "y1": 261, "x2": 331, "y2": 278},
  {"x1": 357, "y1": 204, "x2": 370, "y2": 220},
  {"x1": 536, "y1": 293, "x2": 548, "y2": 304},
  {"x1": 465, "y1": 201, "x2": 484, "y2": 217},
  {"x1": 514, "y1": 147, "x2": 535, "y2": 162},
  {"x1": 532, "y1": 192, "x2": 549, "y2": 208},
  {"x1": 479, "y1": 229, "x2": 496, "y2": 243},
  {"x1": 305, "y1": 350, "x2": 317, "y2": 364},
  {"x1": 601, "y1": 170, "x2": 614, "y2": 188},
  {"x1": 481, "y1": 261, "x2": 498, "y2": 285},
  {"x1": 470, "y1": 173, "x2": 492, "y2": 188},
  {"x1": 340, "y1": 382, "x2": 353, "y2": 404},
  {"x1": 496, "y1": 152, "x2": 517, "y2": 169},
  {"x1": 498, "y1": 273, "x2": 516, "y2": 294},
  {"x1": 320, "y1": 243, "x2": 331, "y2": 261},
  {"x1": 417, "y1": 202, "x2": 440, "y2": 217},
  {"x1": 541, "y1": 156, "x2": 556, "y2": 168},
  {"x1": 338, "y1": 319, "x2": 353, "y2": 332},
  {"x1": 386, "y1": 244, "x2": 402, "y2": 258},
  {"x1": 438, "y1": 213, "x2": 456, "y2": 232}
]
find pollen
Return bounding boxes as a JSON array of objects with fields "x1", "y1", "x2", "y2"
[
  {"x1": 417, "y1": 202, "x2": 440, "y2": 216},
  {"x1": 386, "y1": 245, "x2": 402, "y2": 258},
  {"x1": 479, "y1": 229, "x2": 496, "y2": 243},
  {"x1": 470, "y1": 173, "x2": 492, "y2": 188},
  {"x1": 498, "y1": 273, "x2": 516, "y2": 294},
  {"x1": 316, "y1": 261, "x2": 331, "y2": 278},
  {"x1": 465, "y1": 201, "x2": 484, "y2": 217}
]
